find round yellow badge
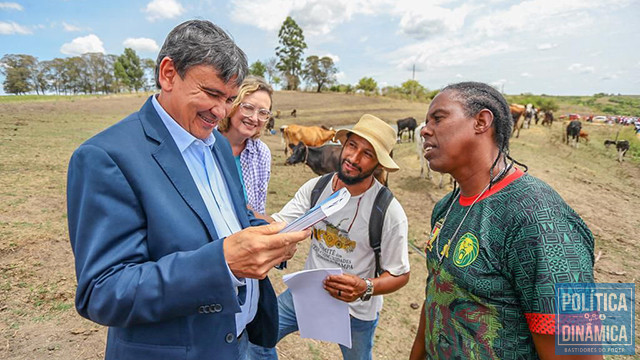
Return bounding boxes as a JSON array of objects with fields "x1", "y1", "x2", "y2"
[{"x1": 452, "y1": 233, "x2": 479, "y2": 267}]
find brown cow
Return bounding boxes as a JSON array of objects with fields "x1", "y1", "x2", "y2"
[
  {"x1": 578, "y1": 130, "x2": 589, "y2": 143},
  {"x1": 510, "y1": 104, "x2": 526, "y2": 138},
  {"x1": 281, "y1": 124, "x2": 336, "y2": 155},
  {"x1": 541, "y1": 110, "x2": 554, "y2": 126}
]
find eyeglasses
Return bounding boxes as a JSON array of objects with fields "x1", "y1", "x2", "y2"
[{"x1": 238, "y1": 102, "x2": 272, "y2": 123}]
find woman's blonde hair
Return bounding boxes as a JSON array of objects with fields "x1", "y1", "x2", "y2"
[{"x1": 218, "y1": 75, "x2": 273, "y2": 138}]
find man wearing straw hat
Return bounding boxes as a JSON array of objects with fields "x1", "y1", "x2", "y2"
[{"x1": 250, "y1": 114, "x2": 411, "y2": 360}]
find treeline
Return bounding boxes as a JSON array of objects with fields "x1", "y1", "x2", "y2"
[
  {"x1": 1, "y1": 48, "x2": 154, "y2": 95},
  {"x1": 3, "y1": 16, "x2": 439, "y2": 101},
  {"x1": 326, "y1": 78, "x2": 439, "y2": 102}
]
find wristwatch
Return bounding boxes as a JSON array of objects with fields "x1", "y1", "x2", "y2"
[{"x1": 360, "y1": 278, "x2": 374, "y2": 301}]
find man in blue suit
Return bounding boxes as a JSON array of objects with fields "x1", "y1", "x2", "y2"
[{"x1": 67, "y1": 20, "x2": 309, "y2": 360}]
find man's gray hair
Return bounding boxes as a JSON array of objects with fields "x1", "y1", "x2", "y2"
[{"x1": 155, "y1": 20, "x2": 248, "y2": 88}]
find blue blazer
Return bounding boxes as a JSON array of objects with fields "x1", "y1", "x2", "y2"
[{"x1": 67, "y1": 97, "x2": 278, "y2": 360}]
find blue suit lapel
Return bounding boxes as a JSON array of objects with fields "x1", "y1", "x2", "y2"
[
  {"x1": 138, "y1": 97, "x2": 219, "y2": 240},
  {"x1": 211, "y1": 130, "x2": 251, "y2": 229}
]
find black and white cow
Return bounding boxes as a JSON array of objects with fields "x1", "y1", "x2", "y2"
[{"x1": 605, "y1": 140, "x2": 630, "y2": 162}]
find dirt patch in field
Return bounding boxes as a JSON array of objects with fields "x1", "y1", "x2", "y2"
[{"x1": 0, "y1": 93, "x2": 638, "y2": 359}]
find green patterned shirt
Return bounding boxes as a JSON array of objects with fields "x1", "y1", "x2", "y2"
[{"x1": 423, "y1": 169, "x2": 594, "y2": 359}]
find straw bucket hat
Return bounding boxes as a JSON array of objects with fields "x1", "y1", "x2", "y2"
[{"x1": 334, "y1": 114, "x2": 399, "y2": 172}]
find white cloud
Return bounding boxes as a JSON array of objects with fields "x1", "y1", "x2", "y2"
[
  {"x1": 393, "y1": 38, "x2": 510, "y2": 71},
  {"x1": 537, "y1": 43, "x2": 558, "y2": 50},
  {"x1": 230, "y1": 1, "x2": 467, "y2": 39},
  {"x1": 230, "y1": 0, "x2": 378, "y2": 35},
  {"x1": 568, "y1": 63, "x2": 595, "y2": 74},
  {"x1": 521, "y1": 72, "x2": 532, "y2": 77},
  {"x1": 123, "y1": 37, "x2": 159, "y2": 53},
  {"x1": 455, "y1": 73, "x2": 463, "y2": 78},
  {"x1": 600, "y1": 74, "x2": 618, "y2": 81},
  {"x1": 290, "y1": 1, "x2": 355, "y2": 36},
  {"x1": 144, "y1": 0, "x2": 185, "y2": 22},
  {"x1": 360, "y1": 36, "x2": 368, "y2": 42},
  {"x1": 0, "y1": 21, "x2": 31, "y2": 34},
  {"x1": 62, "y1": 22, "x2": 82, "y2": 32},
  {"x1": 0, "y1": 2, "x2": 23, "y2": 10},
  {"x1": 398, "y1": 4, "x2": 471, "y2": 40},
  {"x1": 230, "y1": 0, "x2": 291, "y2": 32},
  {"x1": 60, "y1": 34, "x2": 105, "y2": 55},
  {"x1": 335, "y1": 71, "x2": 346, "y2": 81},
  {"x1": 471, "y1": 0, "x2": 627, "y2": 38}
]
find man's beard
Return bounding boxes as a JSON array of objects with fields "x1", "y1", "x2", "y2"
[{"x1": 337, "y1": 159, "x2": 377, "y2": 185}]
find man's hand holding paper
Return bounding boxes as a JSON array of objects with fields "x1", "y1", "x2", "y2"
[{"x1": 224, "y1": 222, "x2": 310, "y2": 279}]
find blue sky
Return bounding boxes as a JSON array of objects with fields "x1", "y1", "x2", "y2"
[{"x1": 1, "y1": 0, "x2": 639, "y2": 95}]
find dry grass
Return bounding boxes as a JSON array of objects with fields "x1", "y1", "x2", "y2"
[{"x1": 0, "y1": 92, "x2": 638, "y2": 359}]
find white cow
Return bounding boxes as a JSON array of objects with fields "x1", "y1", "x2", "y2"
[{"x1": 415, "y1": 124, "x2": 452, "y2": 188}]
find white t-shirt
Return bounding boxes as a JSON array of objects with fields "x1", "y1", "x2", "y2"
[{"x1": 272, "y1": 175, "x2": 410, "y2": 321}]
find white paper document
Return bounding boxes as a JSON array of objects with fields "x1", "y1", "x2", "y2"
[
  {"x1": 283, "y1": 268, "x2": 351, "y2": 348},
  {"x1": 280, "y1": 187, "x2": 351, "y2": 233}
]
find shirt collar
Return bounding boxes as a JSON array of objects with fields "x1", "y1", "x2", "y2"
[
  {"x1": 151, "y1": 94, "x2": 215, "y2": 151},
  {"x1": 244, "y1": 137, "x2": 257, "y2": 154}
]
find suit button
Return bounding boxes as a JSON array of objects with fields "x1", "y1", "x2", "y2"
[
  {"x1": 198, "y1": 306, "x2": 205, "y2": 314},
  {"x1": 225, "y1": 333, "x2": 235, "y2": 343},
  {"x1": 214, "y1": 304, "x2": 222, "y2": 312}
]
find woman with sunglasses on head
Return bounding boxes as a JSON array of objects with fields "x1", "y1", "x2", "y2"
[{"x1": 219, "y1": 76, "x2": 274, "y2": 215}]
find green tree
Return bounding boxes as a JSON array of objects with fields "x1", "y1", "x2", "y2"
[
  {"x1": 272, "y1": 75, "x2": 282, "y2": 90},
  {"x1": 142, "y1": 58, "x2": 156, "y2": 91},
  {"x1": 63, "y1": 56, "x2": 90, "y2": 94},
  {"x1": 329, "y1": 83, "x2": 354, "y2": 93},
  {"x1": 276, "y1": 16, "x2": 307, "y2": 90},
  {"x1": 302, "y1": 55, "x2": 338, "y2": 93},
  {"x1": 43, "y1": 58, "x2": 66, "y2": 95},
  {"x1": 249, "y1": 60, "x2": 267, "y2": 78},
  {"x1": 30, "y1": 60, "x2": 49, "y2": 95},
  {"x1": 116, "y1": 48, "x2": 144, "y2": 92},
  {"x1": 536, "y1": 97, "x2": 558, "y2": 113},
  {"x1": 113, "y1": 59, "x2": 130, "y2": 93},
  {"x1": 400, "y1": 79, "x2": 426, "y2": 99},
  {"x1": 264, "y1": 57, "x2": 280, "y2": 86},
  {"x1": 356, "y1": 77, "x2": 377, "y2": 93},
  {"x1": 0, "y1": 54, "x2": 37, "y2": 95}
]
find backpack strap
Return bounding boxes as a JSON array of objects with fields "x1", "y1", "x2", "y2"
[
  {"x1": 369, "y1": 186, "x2": 394, "y2": 277},
  {"x1": 310, "y1": 172, "x2": 334, "y2": 208}
]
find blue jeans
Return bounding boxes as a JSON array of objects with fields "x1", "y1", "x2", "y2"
[
  {"x1": 238, "y1": 330, "x2": 249, "y2": 360},
  {"x1": 247, "y1": 289, "x2": 379, "y2": 360}
]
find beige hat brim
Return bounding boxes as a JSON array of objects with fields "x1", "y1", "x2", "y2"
[{"x1": 335, "y1": 128, "x2": 400, "y2": 172}]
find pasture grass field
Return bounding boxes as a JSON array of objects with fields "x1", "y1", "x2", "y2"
[{"x1": 0, "y1": 91, "x2": 639, "y2": 359}]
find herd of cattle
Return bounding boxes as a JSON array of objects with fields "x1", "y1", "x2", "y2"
[
  {"x1": 268, "y1": 104, "x2": 632, "y2": 189},
  {"x1": 510, "y1": 103, "x2": 630, "y2": 162}
]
